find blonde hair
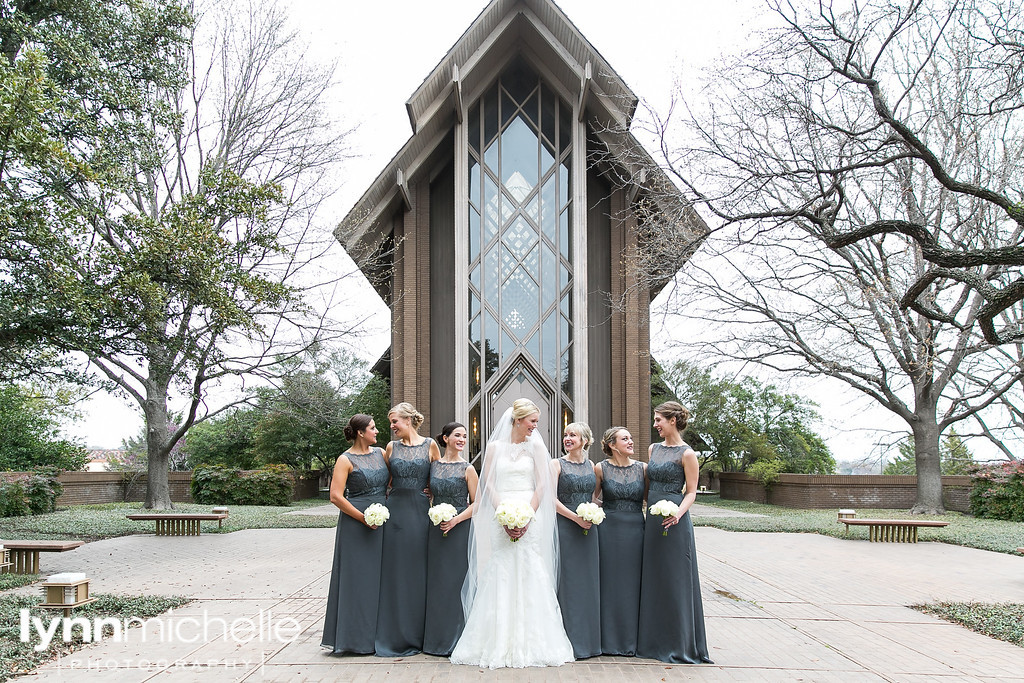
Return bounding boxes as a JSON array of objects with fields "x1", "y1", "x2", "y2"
[
  {"x1": 510, "y1": 398, "x2": 540, "y2": 423},
  {"x1": 654, "y1": 400, "x2": 690, "y2": 432},
  {"x1": 564, "y1": 422, "x2": 594, "y2": 451},
  {"x1": 389, "y1": 402, "x2": 424, "y2": 430},
  {"x1": 601, "y1": 426, "x2": 628, "y2": 458}
]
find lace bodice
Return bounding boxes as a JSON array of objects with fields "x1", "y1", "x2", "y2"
[
  {"x1": 344, "y1": 448, "x2": 389, "y2": 498},
  {"x1": 430, "y1": 460, "x2": 471, "y2": 511},
  {"x1": 493, "y1": 442, "x2": 536, "y2": 496},
  {"x1": 648, "y1": 443, "x2": 688, "y2": 496},
  {"x1": 388, "y1": 438, "x2": 433, "y2": 490},
  {"x1": 600, "y1": 460, "x2": 645, "y2": 512},
  {"x1": 557, "y1": 458, "x2": 596, "y2": 509}
]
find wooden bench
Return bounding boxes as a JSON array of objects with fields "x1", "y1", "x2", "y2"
[
  {"x1": 839, "y1": 518, "x2": 949, "y2": 543},
  {"x1": 0, "y1": 540, "x2": 84, "y2": 574},
  {"x1": 126, "y1": 513, "x2": 228, "y2": 536}
]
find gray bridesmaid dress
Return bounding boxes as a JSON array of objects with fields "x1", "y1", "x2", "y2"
[
  {"x1": 637, "y1": 443, "x2": 712, "y2": 663},
  {"x1": 597, "y1": 459, "x2": 645, "y2": 656},
  {"x1": 375, "y1": 438, "x2": 433, "y2": 656},
  {"x1": 322, "y1": 448, "x2": 389, "y2": 655},
  {"x1": 423, "y1": 460, "x2": 472, "y2": 656},
  {"x1": 556, "y1": 457, "x2": 601, "y2": 658}
]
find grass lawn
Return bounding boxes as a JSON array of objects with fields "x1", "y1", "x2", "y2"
[
  {"x1": 913, "y1": 602, "x2": 1024, "y2": 648},
  {"x1": 692, "y1": 495, "x2": 1024, "y2": 554},
  {"x1": 0, "y1": 499, "x2": 337, "y2": 541},
  {"x1": 0, "y1": 593, "x2": 192, "y2": 682}
]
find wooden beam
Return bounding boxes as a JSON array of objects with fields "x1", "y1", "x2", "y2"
[
  {"x1": 577, "y1": 60, "x2": 592, "y2": 122},
  {"x1": 397, "y1": 168, "x2": 412, "y2": 212},
  {"x1": 453, "y1": 64, "x2": 464, "y2": 124}
]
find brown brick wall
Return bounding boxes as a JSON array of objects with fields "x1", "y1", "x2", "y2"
[
  {"x1": 719, "y1": 473, "x2": 973, "y2": 512},
  {"x1": 55, "y1": 471, "x2": 193, "y2": 506}
]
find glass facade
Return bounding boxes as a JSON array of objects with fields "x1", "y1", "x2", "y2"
[{"x1": 466, "y1": 60, "x2": 573, "y2": 458}]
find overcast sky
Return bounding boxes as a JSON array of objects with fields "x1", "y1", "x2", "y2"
[{"x1": 67, "y1": 0, "x2": 917, "y2": 466}]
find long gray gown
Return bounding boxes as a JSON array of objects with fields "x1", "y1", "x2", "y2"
[
  {"x1": 375, "y1": 438, "x2": 433, "y2": 656},
  {"x1": 597, "y1": 459, "x2": 645, "y2": 656},
  {"x1": 322, "y1": 448, "x2": 388, "y2": 655},
  {"x1": 556, "y1": 457, "x2": 601, "y2": 659},
  {"x1": 423, "y1": 460, "x2": 472, "y2": 656},
  {"x1": 637, "y1": 443, "x2": 712, "y2": 664}
]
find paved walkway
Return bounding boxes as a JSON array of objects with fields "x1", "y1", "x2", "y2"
[{"x1": 13, "y1": 521, "x2": 1024, "y2": 682}]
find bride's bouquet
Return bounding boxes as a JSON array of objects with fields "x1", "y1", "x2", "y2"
[
  {"x1": 494, "y1": 500, "x2": 534, "y2": 542},
  {"x1": 575, "y1": 502, "x2": 605, "y2": 535},
  {"x1": 363, "y1": 503, "x2": 390, "y2": 528},
  {"x1": 428, "y1": 503, "x2": 458, "y2": 536},
  {"x1": 649, "y1": 499, "x2": 680, "y2": 536}
]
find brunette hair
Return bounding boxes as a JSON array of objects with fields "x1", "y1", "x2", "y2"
[
  {"x1": 654, "y1": 400, "x2": 691, "y2": 432},
  {"x1": 436, "y1": 422, "x2": 466, "y2": 448},
  {"x1": 601, "y1": 426, "x2": 628, "y2": 458},
  {"x1": 389, "y1": 402, "x2": 424, "y2": 430},
  {"x1": 564, "y1": 422, "x2": 594, "y2": 451},
  {"x1": 344, "y1": 414, "x2": 374, "y2": 442}
]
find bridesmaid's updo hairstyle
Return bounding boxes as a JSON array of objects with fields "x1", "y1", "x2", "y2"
[
  {"x1": 564, "y1": 422, "x2": 594, "y2": 451},
  {"x1": 601, "y1": 426, "x2": 628, "y2": 458},
  {"x1": 389, "y1": 402, "x2": 424, "y2": 430},
  {"x1": 510, "y1": 398, "x2": 540, "y2": 424},
  {"x1": 437, "y1": 422, "x2": 466, "y2": 449},
  {"x1": 654, "y1": 400, "x2": 690, "y2": 432},
  {"x1": 344, "y1": 414, "x2": 374, "y2": 443}
]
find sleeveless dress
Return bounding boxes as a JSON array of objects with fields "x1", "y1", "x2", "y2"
[
  {"x1": 322, "y1": 448, "x2": 389, "y2": 654},
  {"x1": 637, "y1": 443, "x2": 712, "y2": 663},
  {"x1": 423, "y1": 460, "x2": 472, "y2": 656},
  {"x1": 555, "y1": 457, "x2": 601, "y2": 659},
  {"x1": 375, "y1": 438, "x2": 433, "y2": 656},
  {"x1": 598, "y1": 459, "x2": 645, "y2": 656},
  {"x1": 450, "y1": 443, "x2": 574, "y2": 668}
]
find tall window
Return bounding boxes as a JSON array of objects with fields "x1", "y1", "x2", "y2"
[{"x1": 466, "y1": 59, "x2": 574, "y2": 454}]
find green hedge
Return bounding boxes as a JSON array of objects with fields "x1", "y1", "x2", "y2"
[
  {"x1": 970, "y1": 461, "x2": 1024, "y2": 521},
  {"x1": 190, "y1": 464, "x2": 293, "y2": 506},
  {"x1": 0, "y1": 468, "x2": 62, "y2": 517}
]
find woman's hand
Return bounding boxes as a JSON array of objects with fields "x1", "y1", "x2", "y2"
[
  {"x1": 439, "y1": 517, "x2": 460, "y2": 533},
  {"x1": 573, "y1": 514, "x2": 593, "y2": 531},
  {"x1": 503, "y1": 523, "x2": 528, "y2": 539},
  {"x1": 661, "y1": 512, "x2": 681, "y2": 529},
  {"x1": 360, "y1": 513, "x2": 379, "y2": 530}
]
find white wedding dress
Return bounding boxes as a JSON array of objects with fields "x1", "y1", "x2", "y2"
[{"x1": 450, "y1": 442, "x2": 574, "y2": 668}]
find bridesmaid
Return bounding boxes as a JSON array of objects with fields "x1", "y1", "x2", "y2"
[
  {"x1": 376, "y1": 402, "x2": 441, "y2": 656},
  {"x1": 423, "y1": 422, "x2": 478, "y2": 656},
  {"x1": 594, "y1": 426, "x2": 646, "y2": 657},
  {"x1": 552, "y1": 421, "x2": 601, "y2": 659},
  {"x1": 322, "y1": 414, "x2": 389, "y2": 655},
  {"x1": 637, "y1": 401, "x2": 712, "y2": 664}
]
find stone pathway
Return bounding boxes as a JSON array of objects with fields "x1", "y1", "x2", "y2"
[{"x1": 15, "y1": 525, "x2": 1024, "y2": 681}]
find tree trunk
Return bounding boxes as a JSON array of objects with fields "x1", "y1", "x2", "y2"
[
  {"x1": 910, "y1": 416, "x2": 944, "y2": 514},
  {"x1": 143, "y1": 382, "x2": 174, "y2": 510}
]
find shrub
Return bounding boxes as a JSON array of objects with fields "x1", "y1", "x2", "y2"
[
  {"x1": 0, "y1": 469, "x2": 61, "y2": 517},
  {"x1": 748, "y1": 458, "x2": 785, "y2": 488},
  {"x1": 191, "y1": 464, "x2": 293, "y2": 506},
  {"x1": 969, "y1": 461, "x2": 1024, "y2": 522}
]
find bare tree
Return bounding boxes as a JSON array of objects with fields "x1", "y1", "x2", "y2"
[
  {"x1": 653, "y1": 0, "x2": 1024, "y2": 345},
  {"x1": 625, "y1": 0, "x2": 1024, "y2": 512},
  {"x1": 80, "y1": 0, "x2": 359, "y2": 508}
]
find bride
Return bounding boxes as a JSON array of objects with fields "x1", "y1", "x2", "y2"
[{"x1": 450, "y1": 398, "x2": 574, "y2": 668}]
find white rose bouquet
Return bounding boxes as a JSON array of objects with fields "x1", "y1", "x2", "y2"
[
  {"x1": 428, "y1": 502, "x2": 458, "y2": 536},
  {"x1": 575, "y1": 502, "x2": 605, "y2": 535},
  {"x1": 363, "y1": 503, "x2": 390, "y2": 528},
  {"x1": 649, "y1": 499, "x2": 680, "y2": 536},
  {"x1": 494, "y1": 500, "x2": 535, "y2": 542}
]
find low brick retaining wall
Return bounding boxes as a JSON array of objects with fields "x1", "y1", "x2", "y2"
[
  {"x1": 0, "y1": 471, "x2": 323, "y2": 507},
  {"x1": 718, "y1": 473, "x2": 972, "y2": 512}
]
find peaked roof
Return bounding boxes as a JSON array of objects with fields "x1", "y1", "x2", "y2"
[{"x1": 337, "y1": 0, "x2": 707, "y2": 289}]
